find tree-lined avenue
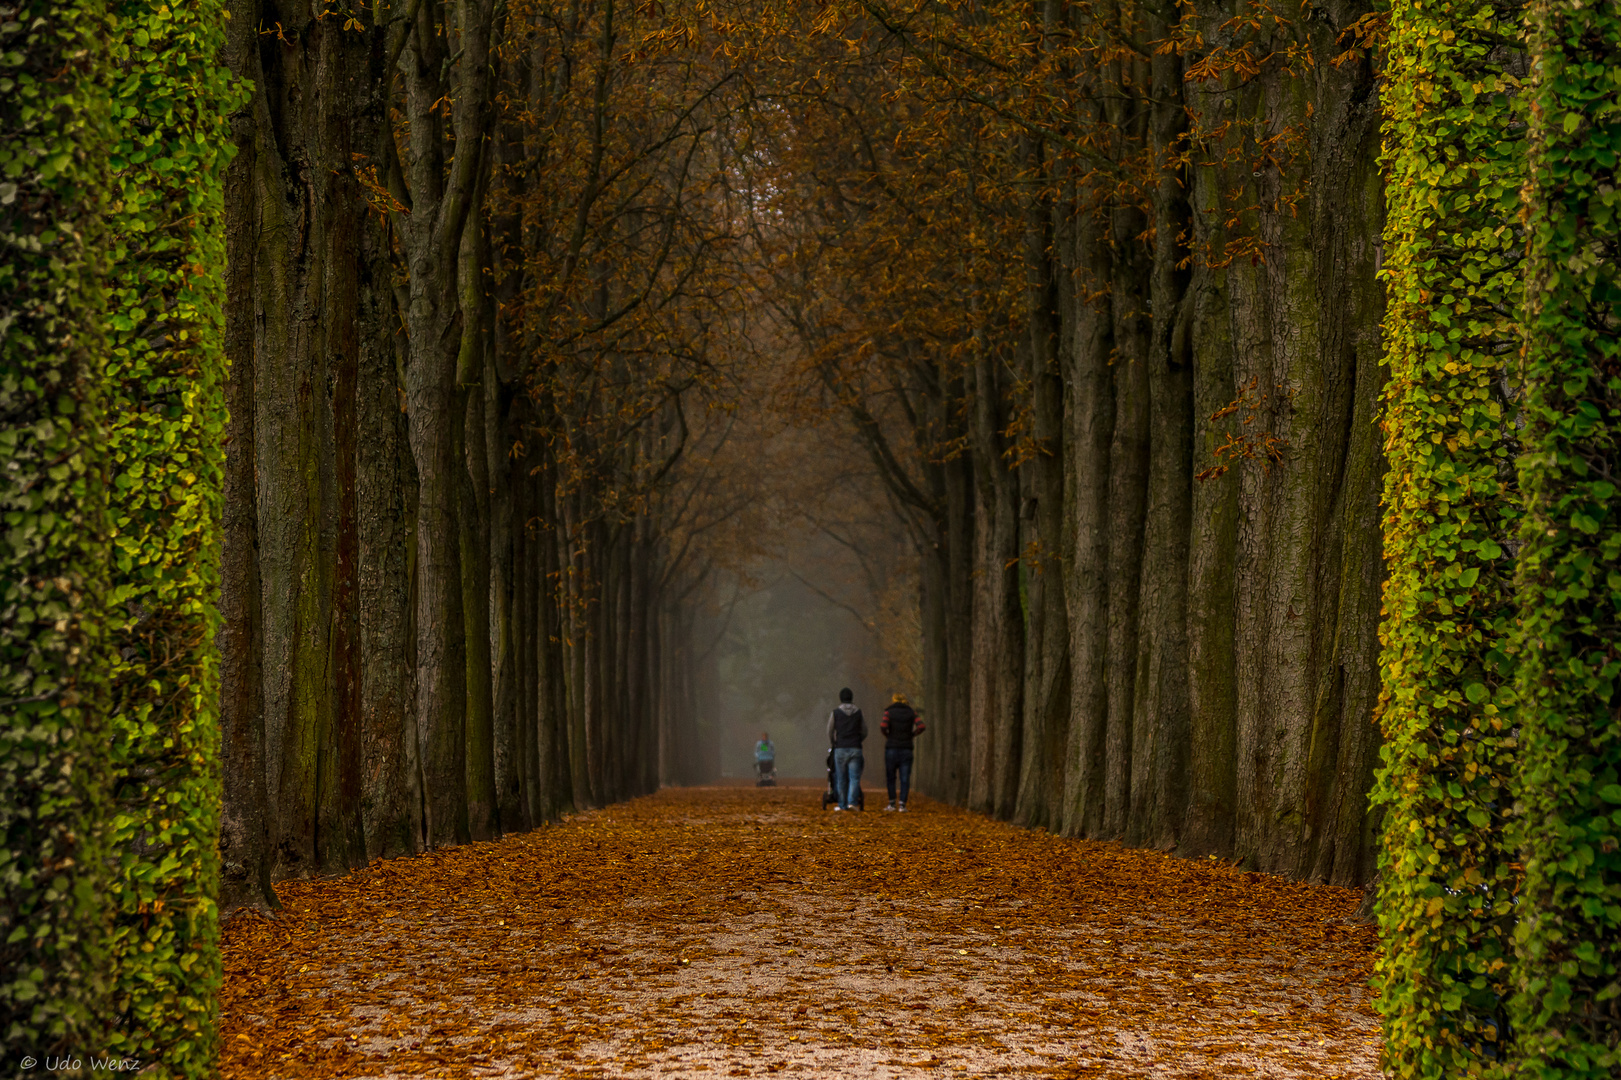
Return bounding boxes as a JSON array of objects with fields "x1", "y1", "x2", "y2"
[{"x1": 7, "y1": 0, "x2": 1620, "y2": 1074}]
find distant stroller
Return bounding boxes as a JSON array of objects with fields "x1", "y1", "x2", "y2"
[{"x1": 822, "y1": 748, "x2": 863, "y2": 810}]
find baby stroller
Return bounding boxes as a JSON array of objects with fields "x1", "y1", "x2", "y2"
[
  {"x1": 821, "y1": 748, "x2": 863, "y2": 810},
  {"x1": 755, "y1": 756, "x2": 777, "y2": 787}
]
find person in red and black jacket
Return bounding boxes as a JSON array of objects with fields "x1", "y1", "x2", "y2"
[{"x1": 879, "y1": 694, "x2": 924, "y2": 811}]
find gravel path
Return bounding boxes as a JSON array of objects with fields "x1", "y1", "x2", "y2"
[{"x1": 220, "y1": 785, "x2": 1382, "y2": 1078}]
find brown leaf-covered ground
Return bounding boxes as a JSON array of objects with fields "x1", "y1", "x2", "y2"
[{"x1": 219, "y1": 784, "x2": 1382, "y2": 1078}]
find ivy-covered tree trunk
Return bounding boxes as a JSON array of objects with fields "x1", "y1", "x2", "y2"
[
  {"x1": 103, "y1": 1, "x2": 240, "y2": 1071},
  {"x1": 0, "y1": 0, "x2": 115, "y2": 1057},
  {"x1": 1374, "y1": 0, "x2": 1526, "y2": 1071},
  {"x1": 1509, "y1": 2, "x2": 1621, "y2": 1072}
]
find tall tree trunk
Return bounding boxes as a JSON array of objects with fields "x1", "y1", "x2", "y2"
[
  {"x1": 357, "y1": 243, "x2": 419, "y2": 860},
  {"x1": 514, "y1": 441, "x2": 541, "y2": 823},
  {"x1": 1181, "y1": 241, "x2": 1239, "y2": 858},
  {"x1": 562, "y1": 494, "x2": 594, "y2": 809},
  {"x1": 629, "y1": 520, "x2": 655, "y2": 795},
  {"x1": 490, "y1": 376, "x2": 525, "y2": 832},
  {"x1": 1102, "y1": 196, "x2": 1152, "y2": 840},
  {"x1": 460, "y1": 200, "x2": 498, "y2": 841},
  {"x1": 229, "y1": 3, "x2": 375, "y2": 878},
  {"x1": 460, "y1": 372, "x2": 496, "y2": 840},
  {"x1": 219, "y1": 45, "x2": 275, "y2": 907},
  {"x1": 943, "y1": 450, "x2": 976, "y2": 805},
  {"x1": 918, "y1": 541, "x2": 949, "y2": 796},
  {"x1": 968, "y1": 352, "x2": 999, "y2": 814},
  {"x1": 1299, "y1": 37, "x2": 1386, "y2": 885},
  {"x1": 969, "y1": 345, "x2": 1025, "y2": 817},
  {"x1": 1225, "y1": 12, "x2": 1383, "y2": 878},
  {"x1": 1125, "y1": 38, "x2": 1194, "y2": 851},
  {"x1": 1060, "y1": 192, "x2": 1115, "y2": 839},
  {"x1": 395, "y1": 0, "x2": 501, "y2": 847},
  {"x1": 1014, "y1": 132, "x2": 1070, "y2": 830},
  {"x1": 536, "y1": 450, "x2": 570, "y2": 816},
  {"x1": 324, "y1": 189, "x2": 368, "y2": 873},
  {"x1": 990, "y1": 466, "x2": 1024, "y2": 820}
]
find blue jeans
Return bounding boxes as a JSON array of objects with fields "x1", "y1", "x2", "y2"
[
  {"x1": 885, "y1": 747, "x2": 914, "y2": 804},
  {"x1": 833, "y1": 747, "x2": 864, "y2": 809}
]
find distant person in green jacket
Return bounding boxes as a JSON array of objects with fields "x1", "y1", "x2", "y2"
[{"x1": 754, "y1": 732, "x2": 776, "y2": 786}]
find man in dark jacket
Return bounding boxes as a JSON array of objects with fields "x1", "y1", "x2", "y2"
[
  {"x1": 879, "y1": 693, "x2": 924, "y2": 811},
  {"x1": 826, "y1": 687, "x2": 866, "y2": 811}
]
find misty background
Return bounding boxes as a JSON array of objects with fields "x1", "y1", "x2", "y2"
[
  {"x1": 712, "y1": 574, "x2": 884, "y2": 778},
  {"x1": 689, "y1": 522, "x2": 921, "y2": 781},
  {"x1": 656, "y1": 369, "x2": 926, "y2": 786}
]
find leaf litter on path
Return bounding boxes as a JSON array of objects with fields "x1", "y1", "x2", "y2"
[{"x1": 219, "y1": 785, "x2": 1381, "y2": 1078}]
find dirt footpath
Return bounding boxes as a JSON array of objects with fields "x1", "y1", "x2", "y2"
[{"x1": 220, "y1": 786, "x2": 1383, "y2": 1079}]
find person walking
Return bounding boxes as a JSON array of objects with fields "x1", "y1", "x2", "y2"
[
  {"x1": 826, "y1": 688, "x2": 866, "y2": 811},
  {"x1": 754, "y1": 732, "x2": 776, "y2": 785},
  {"x1": 880, "y1": 693, "x2": 924, "y2": 811}
]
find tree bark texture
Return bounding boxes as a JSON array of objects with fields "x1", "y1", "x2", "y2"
[
  {"x1": 225, "y1": 0, "x2": 382, "y2": 880},
  {"x1": 219, "y1": 60, "x2": 275, "y2": 910}
]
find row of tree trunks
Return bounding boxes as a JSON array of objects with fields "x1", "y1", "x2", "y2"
[
  {"x1": 215, "y1": 1, "x2": 715, "y2": 912},
  {"x1": 867, "y1": 0, "x2": 1386, "y2": 886}
]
